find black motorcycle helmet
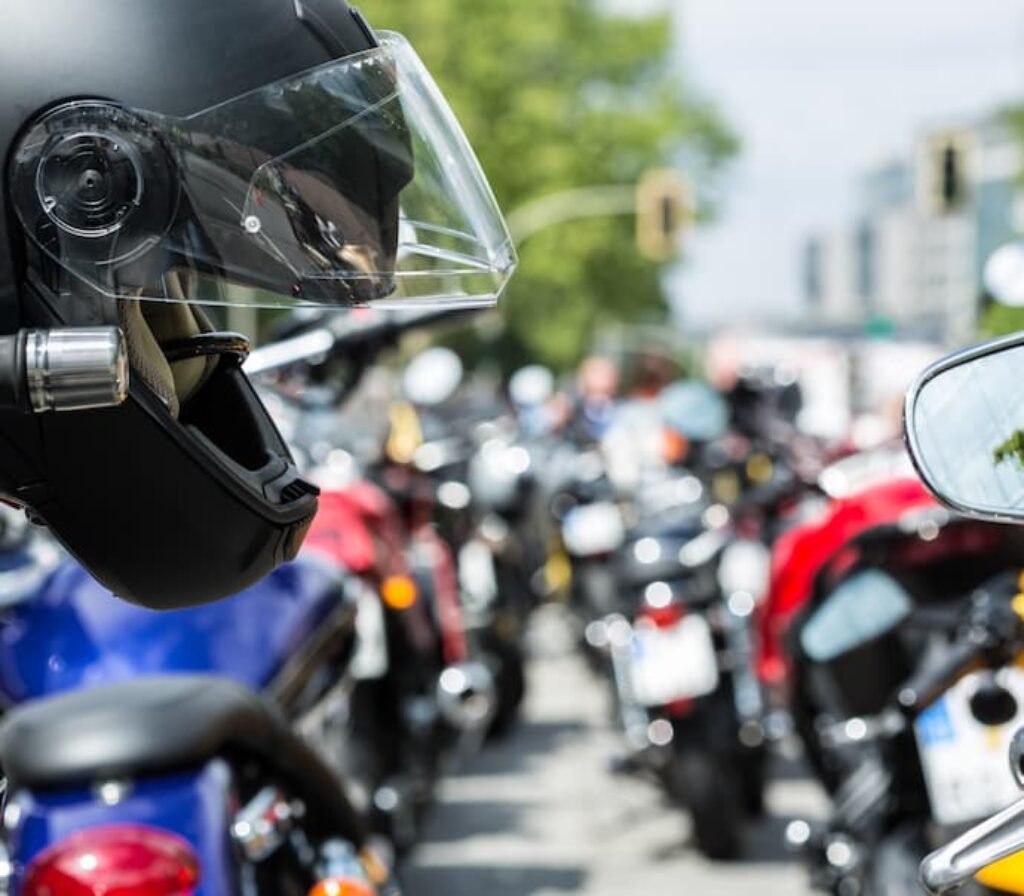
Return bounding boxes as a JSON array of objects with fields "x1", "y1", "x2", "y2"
[{"x1": 0, "y1": 0, "x2": 515, "y2": 608}]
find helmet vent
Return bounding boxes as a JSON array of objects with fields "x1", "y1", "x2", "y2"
[{"x1": 281, "y1": 479, "x2": 318, "y2": 503}]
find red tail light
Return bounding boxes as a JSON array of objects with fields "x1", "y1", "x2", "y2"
[
  {"x1": 636, "y1": 603, "x2": 685, "y2": 629},
  {"x1": 22, "y1": 825, "x2": 200, "y2": 896}
]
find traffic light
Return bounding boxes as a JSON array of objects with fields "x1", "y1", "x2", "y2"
[
  {"x1": 926, "y1": 129, "x2": 972, "y2": 214},
  {"x1": 636, "y1": 169, "x2": 692, "y2": 261}
]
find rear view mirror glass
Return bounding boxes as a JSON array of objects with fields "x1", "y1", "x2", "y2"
[{"x1": 906, "y1": 336, "x2": 1024, "y2": 521}]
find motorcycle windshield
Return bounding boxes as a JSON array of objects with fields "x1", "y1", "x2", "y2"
[{"x1": 11, "y1": 32, "x2": 515, "y2": 310}]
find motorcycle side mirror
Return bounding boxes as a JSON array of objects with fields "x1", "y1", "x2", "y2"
[{"x1": 905, "y1": 334, "x2": 1024, "y2": 522}]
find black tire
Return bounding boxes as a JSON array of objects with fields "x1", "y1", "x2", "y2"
[
  {"x1": 667, "y1": 749, "x2": 743, "y2": 860},
  {"x1": 739, "y1": 747, "x2": 767, "y2": 817},
  {"x1": 486, "y1": 636, "x2": 527, "y2": 739}
]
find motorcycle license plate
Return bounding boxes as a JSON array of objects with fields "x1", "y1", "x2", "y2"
[
  {"x1": 915, "y1": 667, "x2": 1024, "y2": 825},
  {"x1": 628, "y1": 615, "x2": 719, "y2": 708}
]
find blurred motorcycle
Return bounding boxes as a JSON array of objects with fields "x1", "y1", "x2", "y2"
[
  {"x1": 902, "y1": 331, "x2": 1024, "y2": 895},
  {"x1": 584, "y1": 380, "x2": 802, "y2": 858},
  {"x1": 782, "y1": 489, "x2": 1024, "y2": 894},
  {"x1": 388, "y1": 347, "x2": 541, "y2": 736},
  {"x1": 0, "y1": 542, "x2": 399, "y2": 896}
]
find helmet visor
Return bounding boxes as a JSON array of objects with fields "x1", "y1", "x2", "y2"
[{"x1": 11, "y1": 32, "x2": 515, "y2": 309}]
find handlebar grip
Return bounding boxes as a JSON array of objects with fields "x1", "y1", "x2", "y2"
[{"x1": 896, "y1": 637, "x2": 986, "y2": 717}]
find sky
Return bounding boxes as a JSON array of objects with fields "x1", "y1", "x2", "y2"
[{"x1": 634, "y1": 1, "x2": 1024, "y2": 329}]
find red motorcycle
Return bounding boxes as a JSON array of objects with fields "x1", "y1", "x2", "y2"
[{"x1": 757, "y1": 451, "x2": 937, "y2": 698}]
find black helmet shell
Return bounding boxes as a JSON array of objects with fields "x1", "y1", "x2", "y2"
[{"x1": 0, "y1": 0, "x2": 382, "y2": 607}]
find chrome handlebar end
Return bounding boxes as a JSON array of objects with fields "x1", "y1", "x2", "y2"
[{"x1": 920, "y1": 794, "x2": 1024, "y2": 894}]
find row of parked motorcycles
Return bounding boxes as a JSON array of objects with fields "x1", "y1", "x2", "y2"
[
  {"x1": 0, "y1": 309, "x2": 548, "y2": 895},
  {"x1": 542, "y1": 352, "x2": 1024, "y2": 895},
  {"x1": 6, "y1": 299, "x2": 1024, "y2": 896}
]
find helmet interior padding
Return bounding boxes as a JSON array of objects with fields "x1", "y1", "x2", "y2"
[{"x1": 119, "y1": 272, "x2": 218, "y2": 417}]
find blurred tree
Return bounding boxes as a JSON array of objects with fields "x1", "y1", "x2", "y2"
[
  {"x1": 363, "y1": 0, "x2": 737, "y2": 372},
  {"x1": 980, "y1": 106, "x2": 1024, "y2": 337},
  {"x1": 1005, "y1": 105, "x2": 1024, "y2": 183},
  {"x1": 979, "y1": 297, "x2": 1024, "y2": 338}
]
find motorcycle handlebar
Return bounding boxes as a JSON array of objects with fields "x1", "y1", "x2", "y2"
[
  {"x1": 895, "y1": 636, "x2": 986, "y2": 718},
  {"x1": 920, "y1": 795, "x2": 1024, "y2": 894},
  {"x1": 244, "y1": 308, "x2": 475, "y2": 377}
]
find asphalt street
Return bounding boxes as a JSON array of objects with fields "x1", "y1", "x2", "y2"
[{"x1": 402, "y1": 606, "x2": 826, "y2": 896}]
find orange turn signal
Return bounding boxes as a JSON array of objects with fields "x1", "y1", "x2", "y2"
[
  {"x1": 308, "y1": 879, "x2": 376, "y2": 896},
  {"x1": 381, "y1": 575, "x2": 418, "y2": 611},
  {"x1": 660, "y1": 428, "x2": 690, "y2": 466}
]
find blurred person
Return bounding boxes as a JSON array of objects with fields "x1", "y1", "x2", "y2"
[
  {"x1": 625, "y1": 347, "x2": 680, "y2": 399},
  {"x1": 602, "y1": 357, "x2": 685, "y2": 496},
  {"x1": 725, "y1": 364, "x2": 803, "y2": 441},
  {"x1": 566, "y1": 355, "x2": 621, "y2": 443}
]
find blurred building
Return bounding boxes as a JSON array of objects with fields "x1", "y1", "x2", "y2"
[{"x1": 803, "y1": 113, "x2": 1023, "y2": 344}]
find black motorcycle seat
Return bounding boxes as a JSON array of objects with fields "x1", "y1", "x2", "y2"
[
  {"x1": 631, "y1": 511, "x2": 704, "y2": 541},
  {"x1": 0, "y1": 676, "x2": 364, "y2": 838}
]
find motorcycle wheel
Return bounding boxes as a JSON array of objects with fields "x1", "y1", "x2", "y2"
[
  {"x1": 739, "y1": 746, "x2": 767, "y2": 817},
  {"x1": 486, "y1": 635, "x2": 527, "y2": 739},
  {"x1": 666, "y1": 748, "x2": 743, "y2": 860}
]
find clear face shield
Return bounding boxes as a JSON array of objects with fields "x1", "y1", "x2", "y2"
[{"x1": 11, "y1": 32, "x2": 516, "y2": 311}]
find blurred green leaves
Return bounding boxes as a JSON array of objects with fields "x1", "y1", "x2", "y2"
[
  {"x1": 364, "y1": 0, "x2": 737, "y2": 371},
  {"x1": 978, "y1": 105, "x2": 1024, "y2": 338}
]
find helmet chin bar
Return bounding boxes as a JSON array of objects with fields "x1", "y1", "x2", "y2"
[{"x1": 0, "y1": 326, "x2": 128, "y2": 414}]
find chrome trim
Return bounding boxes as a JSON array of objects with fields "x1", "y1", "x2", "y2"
[
  {"x1": 25, "y1": 327, "x2": 128, "y2": 413},
  {"x1": 816, "y1": 710, "x2": 905, "y2": 749},
  {"x1": 919, "y1": 726, "x2": 1024, "y2": 892},
  {"x1": 1011, "y1": 727, "x2": 1024, "y2": 790},
  {"x1": 920, "y1": 795, "x2": 1024, "y2": 894},
  {"x1": 904, "y1": 331, "x2": 1024, "y2": 524},
  {"x1": 436, "y1": 661, "x2": 497, "y2": 731},
  {"x1": 24, "y1": 330, "x2": 46, "y2": 413},
  {"x1": 232, "y1": 786, "x2": 298, "y2": 863}
]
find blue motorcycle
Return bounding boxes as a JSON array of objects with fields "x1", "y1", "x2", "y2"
[{"x1": 0, "y1": 521, "x2": 397, "y2": 896}]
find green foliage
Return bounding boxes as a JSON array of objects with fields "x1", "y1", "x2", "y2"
[
  {"x1": 979, "y1": 300, "x2": 1024, "y2": 338},
  {"x1": 994, "y1": 429, "x2": 1024, "y2": 470},
  {"x1": 1004, "y1": 105, "x2": 1024, "y2": 189},
  {"x1": 978, "y1": 105, "x2": 1024, "y2": 338},
  {"x1": 363, "y1": 0, "x2": 737, "y2": 371}
]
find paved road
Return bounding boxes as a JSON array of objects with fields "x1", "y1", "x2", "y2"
[{"x1": 402, "y1": 607, "x2": 826, "y2": 896}]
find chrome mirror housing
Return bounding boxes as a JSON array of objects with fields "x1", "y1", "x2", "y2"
[{"x1": 905, "y1": 333, "x2": 1024, "y2": 523}]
